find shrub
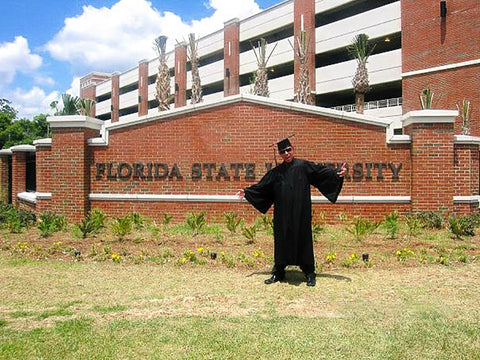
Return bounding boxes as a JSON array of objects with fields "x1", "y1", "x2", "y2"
[
  {"x1": 111, "y1": 216, "x2": 133, "y2": 240},
  {"x1": 186, "y1": 212, "x2": 207, "y2": 236},
  {"x1": 162, "y1": 212, "x2": 173, "y2": 226},
  {"x1": 415, "y1": 211, "x2": 444, "y2": 229},
  {"x1": 88, "y1": 209, "x2": 107, "y2": 232},
  {"x1": 224, "y1": 212, "x2": 242, "y2": 234},
  {"x1": 383, "y1": 211, "x2": 399, "y2": 239},
  {"x1": 242, "y1": 224, "x2": 257, "y2": 244},
  {"x1": 76, "y1": 216, "x2": 96, "y2": 239},
  {"x1": 405, "y1": 214, "x2": 423, "y2": 236},
  {"x1": 448, "y1": 216, "x2": 475, "y2": 240},
  {"x1": 255, "y1": 215, "x2": 273, "y2": 233},
  {"x1": 346, "y1": 216, "x2": 380, "y2": 241},
  {"x1": 129, "y1": 212, "x2": 144, "y2": 229},
  {"x1": 38, "y1": 211, "x2": 67, "y2": 237}
]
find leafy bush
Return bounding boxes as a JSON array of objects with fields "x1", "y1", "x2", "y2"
[
  {"x1": 186, "y1": 212, "x2": 207, "y2": 235},
  {"x1": 111, "y1": 216, "x2": 133, "y2": 240},
  {"x1": 242, "y1": 224, "x2": 257, "y2": 244},
  {"x1": 448, "y1": 216, "x2": 475, "y2": 240},
  {"x1": 255, "y1": 215, "x2": 273, "y2": 233},
  {"x1": 162, "y1": 212, "x2": 173, "y2": 226},
  {"x1": 76, "y1": 216, "x2": 97, "y2": 239},
  {"x1": 223, "y1": 212, "x2": 242, "y2": 234},
  {"x1": 38, "y1": 211, "x2": 67, "y2": 237},
  {"x1": 311, "y1": 222, "x2": 324, "y2": 241},
  {"x1": 346, "y1": 217, "x2": 381, "y2": 241},
  {"x1": 415, "y1": 211, "x2": 444, "y2": 229},
  {"x1": 405, "y1": 214, "x2": 424, "y2": 236},
  {"x1": 0, "y1": 203, "x2": 15, "y2": 225},
  {"x1": 383, "y1": 211, "x2": 399, "y2": 239},
  {"x1": 129, "y1": 212, "x2": 144, "y2": 229},
  {"x1": 88, "y1": 209, "x2": 107, "y2": 232}
]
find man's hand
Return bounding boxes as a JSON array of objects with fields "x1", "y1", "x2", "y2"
[
  {"x1": 236, "y1": 189, "x2": 245, "y2": 200},
  {"x1": 337, "y1": 163, "x2": 347, "y2": 177}
]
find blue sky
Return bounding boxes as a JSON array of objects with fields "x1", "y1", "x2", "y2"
[{"x1": 0, "y1": 0, "x2": 280, "y2": 119}]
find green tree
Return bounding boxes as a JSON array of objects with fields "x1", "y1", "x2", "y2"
[{"x1": 0, "y1": 99, "x2": 17, "y2": 149}]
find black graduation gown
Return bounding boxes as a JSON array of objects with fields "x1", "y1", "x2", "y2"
[{"x1": 244, "y1": 158, "x2": 343, "y2": 266}]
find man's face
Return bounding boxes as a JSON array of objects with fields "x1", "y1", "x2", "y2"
[{"x1": 279, "y1": 146, "x2": 294, "y2": 163}]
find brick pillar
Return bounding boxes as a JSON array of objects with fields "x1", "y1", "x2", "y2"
[
  {"x1": 34, "y1": 139, "x2": 52, "y2": 213},
  {"x1": 48, "y1": 116, "x2": 103, "y2": 222},
  {"x1": 175, "y1": 42, "x2": 187, "y2": 107},
  {"x1": 0, "y1": 151, "x2": 11, "y2": 203},
  {"x1": 402, "y1": 110, "x2": 457, "y2": 213},
  {"x1": 453, "y1": 135, "x2": 480, "y2": 213},
  {"x1": 80, "y1": 72, "x2": 111, "y2": 118},
  {"x1": 224, "y1": 18, "x2": 240, "y2": 97},
  {"x1": 294, "y1": 0, "x2": 316, "y2": 104},
  {"x1": 111, "y1": 72, "x2": 120, "y2": 123},
  {"x1": 138, "y1": 59, "x2": 149, "y2": 116},
  {"x1": 10, "y1": 146, "x2": 35, "y2": 206}
]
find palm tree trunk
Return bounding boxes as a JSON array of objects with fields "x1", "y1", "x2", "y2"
[{"x1": 355, "y1": 92, "x2": 365, "y2": 114}]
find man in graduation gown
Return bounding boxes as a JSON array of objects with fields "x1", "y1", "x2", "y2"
[{"x1": 237, "y1": 138, "x2": 347, "y2": 286}]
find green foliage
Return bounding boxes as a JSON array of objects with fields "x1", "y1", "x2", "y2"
[
  {"x1": 396, "y1": 248, "x2": 415, "y2": 261},
  {"x1": 346, "y1": 216, "x2": 380, "y2": 241},
  {"x1": 0, "y1": 113, "x2": 50, "y2": 149},
  {"x1": 255, "y1": 215, "x2": 273, "y2": 233},
  {"x1": 186, "y1": 212, "x2": 207, "y2": 235},
  {"x1": 405, "y1": 214, "x2": 424, "y2": 236},
  {"x1": 88, "y1": 208, "x2": 107, "y2": 232},
  {"x1": 347, "y1": 33, "x2": 375, "y2": 63},
  {"x1": 223, "y1": 212, "x2": 242, "y2": 234},
  {"x1": 241, "y1": 224, "x2": 257, "y2": 244},
  {"x1": 76, "y1": 216, "x2": 96, "y2": 239},
  {"x1": 415, "y1": 211, "x2": 444, "y2": 229},
  {"x1": 311, "y1": 222, "x2": 324, "y2": 241},
  {"x1": 38, "y1": 211, "x2": 67, "y2": 237},
  {"x1": 448, "y1": 216, "x2": 475, "y2": 240},
  {"x1": 383, "y1": 211, "x2": 399, "y2": 239},
  {"x1": 129, "y1": 212, "x2": 144, "y2": 229},
  {"x1": 162, "y1": 212, "x2": 173, "y2": 226},
  {"x1": 111, "y1": 216, "x2": 133, "y2": 240},
  {"x1": 419, "y1": 88, "x2": 434, "y2": 109},
  {"x1": 0, "y1": 202, "x2": 15, "y2": 225}
]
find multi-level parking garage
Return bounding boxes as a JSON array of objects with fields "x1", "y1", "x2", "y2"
[{"x1": 83, "y1": 0, "x2": 402, "y2": 124}]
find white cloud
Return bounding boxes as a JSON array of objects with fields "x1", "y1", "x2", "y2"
[
  {"x1": 66, "y1": 77, "x2": 81, "y2": 97},
  {"x1": 0, "y1": 36, "x2": 42, "y2": 86},
  {"x1": 44, "y1": 0, "x2": 263, "y2": 73},
  {"x1": 9, "y1": 87, "x2": 59, "y2": 119}
]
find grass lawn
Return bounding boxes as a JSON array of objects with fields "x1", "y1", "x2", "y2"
[{"x1": 1, "y1": 212, "x2": 480, "y2": 359}]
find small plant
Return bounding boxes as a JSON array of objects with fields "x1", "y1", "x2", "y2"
[
  {"x1": 253, "y1": 247, "x2": 266, "y2": 260},
  {"x1": 111, "y1": 254, "x2": 122, "y2": 263},
  {"x1": 341, "y1": 253, "x2": 360, "y2": 268},
  {"x1": 7, "y1": 215, "x2": 22, "y2": 233},
  {"x1": 383, "y1": 211, "x2": 399, "y2": 240},
  {"x1": 224, "y1": 212, "x2": 242, "y2": 234},
  {"x1": 405, "y1": 214, "x2": 423, "y2": 236},
  {"x1": 415, "y1": 211, "x2": 444, "y2": 229},
  {"x1": 76, "y1": 216, "x2": 96, "y2": 239},
  {"x1": 242, "y1": 224, "x2": 257, "y2": 244},
  {"x1": 220, "y1": 251, "x2": 236, "y2": 268},
  {"x1": 180, "y1": 249, "x2": 206, "y2": 265},
  {"x1": 162, "y1": 212, "x2": 173, "y2": 226},
  {"x1": 312, "y1": 222, "x2": 324, "y2": 241},
  {"x1": 13, "y1": 241, "x2": 29, "y2": 254},
  {"x1": 448, "y1": 216, "x2": 475, "y2": 240},
  {"x1": 396, "y1": 248, "x2": 415, "y2": 261},
  {"x1": 419, "y1": 88, "x2": 434, "y2": 109},
  {"x1": 38, "y1": 211, "x2": 67, "y2": 237},
  {"x1": 129, "y1": 212, "x2": 144, "y2": 229},
  {"x1": 255, "y1": 215, "x2": 273, "y2": 233},
  {"x1": 111, "y1": 216, "x2": 133, "y2": 240},
  {"x1": 325, "y1": 252, "x2": 337, "y2": 264},
  {"x1": 186, "y1": 212, "x2": 207, "y2": 236},
  {"x1": 88, "y1": 209, "x2": 107, "y2": 232},
  {"x1": 346, "y1": 216, "x2": 380, "y2": 241}
]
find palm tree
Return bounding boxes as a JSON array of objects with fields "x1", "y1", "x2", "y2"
[
  {"x1": 76, "y1": 98, "x2": 96, "y2": 117},
  {"x1": 290, "y1": 31, "x2": 311, "y2": 104},
  {"x1": 188, "y1": 33, "x2": 202, "y2": 105},
  {"x1": 251, "y1": 38, "x2": 277, "y2": 97},
  {"x1": 154, "y1": 35, "x2": 171, "y2": 111},
  {"x1": 50, "y1": 94, "x2": 81, "y2": 116},
  {"x1": 347, "y1": 33, "x2": 375, "y2": 114}
]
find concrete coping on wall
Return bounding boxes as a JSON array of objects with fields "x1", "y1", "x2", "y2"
[
  {"x1": 17, "y1": 192, "x2": 52, "y2": 204},
  {"x1": 33, "y1": 138, "x2": 52, "y2": 147},
  {"x1": 401, "y1": 109, "x2": 458, "y2": 127},
  {"x1": 47, "y1": 115, "x2": 104, "y2": 130},
  {"x1": 10, "y1": 144, "x2": 36, "y2": 152},
  {"x1": 0, "y1": 149, "x2": 12, "y2": 155},
  {"x1": 454, "y1": 135, "x2": 480, "y2": 145},
  {"x1": 104, "y1": 93, "x2": 392, "y2": 133}
]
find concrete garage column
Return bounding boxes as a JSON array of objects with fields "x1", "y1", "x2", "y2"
[
  {"x1": 174, "y1": 42, "x2": 187, "y2": 108},
  {"x1": 402, "y1": 109, "x2": 457, "y2": 213},
  {"x1": 48, "y1": 115, "x2": 103, "y2": 222},
  {"x1": 224, "y1": 18, "x2": 240, "y2": 97}
]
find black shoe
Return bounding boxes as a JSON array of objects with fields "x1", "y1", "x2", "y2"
[
  {"x1": 306, "y1": 273, "x2": 316, "y2": 287},
  {"x1": 264, "y1": 274, "x2": 284, "y2": 285}
]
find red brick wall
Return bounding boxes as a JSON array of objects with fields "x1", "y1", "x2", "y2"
[
  {"x1": 175, "y1": 43, "x2": 187, "y2": 107},
  {"x1": 51, "y1": 127, "x2": 99, "y2": 221},
  {"x1": 454, "y1": 143, "x2": 480, "y2": 196},
  {"x1": 35, "y1": 146, "x2": 52, "y2": 213},
  {"x1": 80, "y1": 85, "x2": 97, "y2": 117},
  {"x1": 11, "y1": 152, "x2": 26, "y2": 206},
  {"x1": 404, "y1": 122, "x2": 455, "y2": 212},
  {"x1": 0, "y1": 155, "x2": 9, "y2": 203},
  {"x1": 401, "y1": 0, "x2": 480, "y2": 134},
  {"x1": 89, "y1": 102, "x2": 412, "y2": 221}
]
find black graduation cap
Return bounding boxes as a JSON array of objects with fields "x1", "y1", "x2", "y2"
[{"x1": 276, "y1": 137, "x2": 292, "y2": 152}]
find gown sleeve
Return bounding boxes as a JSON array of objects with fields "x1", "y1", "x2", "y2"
[
  {"x1": 306, "y1": 161, "x2": 344, "y2": 203},
  {"x1": 243, "y1": 169, "x2": 276, "y2": 214}
]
